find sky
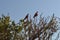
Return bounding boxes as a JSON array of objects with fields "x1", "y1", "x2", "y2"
[{"x1": 0, "y1": 0, "x2": 60, "y2": 40}]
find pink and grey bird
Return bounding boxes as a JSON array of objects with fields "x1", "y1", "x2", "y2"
[
  {"x1": 33, "y1": 11, "x2": 38, "y2": 18},
  {"x1": 24, "y1": 14, "x2": 29, "y2": 20}
]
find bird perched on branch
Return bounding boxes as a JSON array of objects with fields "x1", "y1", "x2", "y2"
[
  {"x1": 24, "y1": 14, "x2": 29, "y2": 20},
  {"x1": 33, "y1": 11, "x2": 38, "y2": 18}
]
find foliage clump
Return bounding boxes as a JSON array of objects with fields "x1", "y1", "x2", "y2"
[{"x1": 0, "y1": 11, "x2": 59, "y2": 40}]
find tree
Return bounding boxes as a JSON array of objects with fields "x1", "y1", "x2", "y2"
[{"x1": 0, "y1": 11, "x2": 60, "y2": 40}]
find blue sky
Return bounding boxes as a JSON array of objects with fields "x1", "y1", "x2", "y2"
[
  {"x1": 0, "y1": 0, "x2": 60, "y2": 22},
  {"x1": 0, "y1": 0, "x2": 60, "y2": 40}
]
